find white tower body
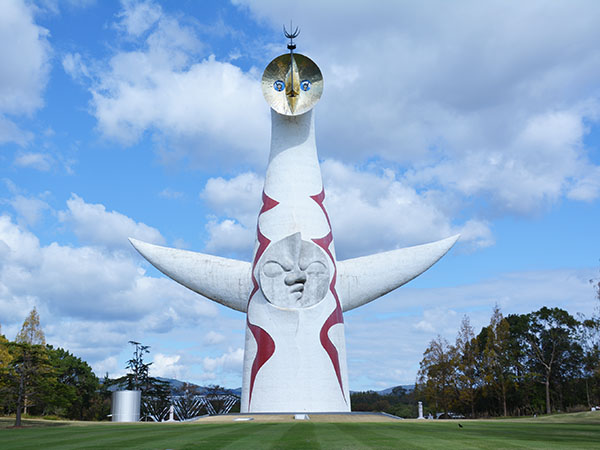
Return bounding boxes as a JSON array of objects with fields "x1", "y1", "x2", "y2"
[
  {"x1": 129, "y1": 45, "x2": 459, "y2": 413},
  {"x1": 241, "y1": 110, "x2": 348, "y2": 412}
]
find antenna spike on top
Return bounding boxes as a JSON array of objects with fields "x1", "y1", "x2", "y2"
[
  {"x1": 283, "y1": 21, "x2": 300, "y2": 39},
  {"x1": 283, "y1": 21, "x2": 300, "y2": 51}
]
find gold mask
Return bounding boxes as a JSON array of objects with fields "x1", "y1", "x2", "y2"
[{"x1": 261, "y1": 53, "x2": 323, "y2": 116}]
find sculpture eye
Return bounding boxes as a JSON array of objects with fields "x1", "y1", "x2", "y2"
[
  {"x1": 304, "y1": 261, "x2": 327, "y2": 277},
  {"x1": 273, "y1": 80, "x2": 285, "y2": 92},
  {"x1": 300, "y1": 80, "x2": 311, "y2": 91},
  {"x1": 263, "y1": 261, "x2": 285, "y2": 277}
]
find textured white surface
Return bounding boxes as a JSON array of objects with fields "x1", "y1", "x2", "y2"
[
  {"x1": 240, "y1": 110, "x2": 350, "y2": 413},
  {"x1": 129, "y1": 238, "x2": 251, "y2": 312},
  {"x1": 129, "y1": 101, "x2": 459, "y2": 414},
  {"x1": 258, "y1": 232, "x2": 330, "y2": 308},
  {"x1": 337, "y1": 235, "x2": 460, "y2": 312}
]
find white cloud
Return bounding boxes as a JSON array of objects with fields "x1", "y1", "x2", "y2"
[
  {"x1": 58, "y1": 193, "x2": 165, "y2": 249},
  {"x1": 200, "y1": 172, "x2": 262, "y2": 226},
  {"x1": 199, "y1": 162, "x2": 492, "y2": 259},
  {"x1": 407, "y1": 108, "x2": 596, "y2": 214},
  {"x1": 321, "y1": 160, "x2": 492, "y2": 257},
  {"x1": 76, "y1": 1, "x2": 268, "y2": 167},
  {"x1": 413, "y1": 308, "x2": 459, "y2": 334},
  {"x1": 150, "y1": 353, "x2": 185, "y2": 380},
  {"x1": 567, "y1": 166, "x2": 600, "y2": 201},
  {"x1": 117, "y1": 0, "x2": 162, "y2": 37},
  {"x1": 0, "y1": 116, "x2": 32, "y2": 146},
  {"x1": 200, "y1": 171, "x2": 263, "y2": 257},
  {"x1": 91, "y1": 356, "x2": 120, "y2": 379},
  {"x1": 13, "y1": 152, "x2": 54, "y2": 171},
  {"x1": 204, "y1": 218, "x2": 254, "y2": 258},
  {"x1": 344, "y1": 266, "x2": 597, "y2": 388},
  {"x1": 62, "y1": 52, "x2": 90, "y2": 83},
  {"x1": 0, "y1": 0, "x2": 51, "y2": 144},
  {"x1": 204, "y1": 330, "x2": 225, "y2": 345},
  {"x1": 234, "y1": 0, "x2": 600, "y2": 215},
  {"x1": 158, "y1": 188, "x2": 183, "y2": 199},
  {"x1": 61, "y1": 0, "x2": 600, "y2": 225},
  {"x1": 37, "y1": 0, "x2": 97, "y2": 15},
  {"x1": 0, "y1": 212, "x2": 220, "y2": 374},
  {"x1": 202, "y1": 347, "x2": 244, "y2": 372},
  {"x1": 9, "y1": 194, "x2": 50, "y2": 226}
]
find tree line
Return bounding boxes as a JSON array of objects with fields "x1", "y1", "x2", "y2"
[
  {"x1": 416, "y1": 296, "x2": 600, "y2": 417},
  {"x1": 3, "y1": 282, "x2": 599, "y2": 421},
  {"x1": 0, "y1": 309, "x2": 237, "y2": 425},
  {"x1": 0, "y1": 308, "x2": 112, "y2": 425}
]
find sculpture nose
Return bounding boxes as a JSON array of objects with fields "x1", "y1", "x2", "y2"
[
  {"x1": 285, "y1": 268, "x2": 307, "y2": 286},
  {"x1": 285, "y1": 54, "x2": 300, "y2": 113}
]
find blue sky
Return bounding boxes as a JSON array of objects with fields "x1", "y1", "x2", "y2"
[{"x1": 1, "y1": 0, "x2": 599, "y2": 390}]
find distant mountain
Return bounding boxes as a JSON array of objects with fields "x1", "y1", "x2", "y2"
[
  {"x1": 376, "y1": 385, "x2": 415, "y2": 395},
  {"x1": 105, "y1": 376, "x2": 404, "y2": 398},
  {"x1": 154, "y1": 377, "x2": 189, "y2": 391},
  {"x1": 350, "y1": 384, "x2": 415, "y2": 395},
  {"x1": 134, "y1": 377, "x2": 242, "y2": 396}
]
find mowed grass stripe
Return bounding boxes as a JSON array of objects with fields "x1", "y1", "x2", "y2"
[
  {"x1": 333, "y1": 422, "x2": 487, "y2": 450},
  {"x1": 473, "y1": 422, "x2": 600, "y2": 448},
  {"x1": 1, "y1": 415, "x2": 600, "y2": 449},
  {"x1": 77, "y1": 424, "x2": 203, "y2": 450},
  {"x1": 310, "y1": 422, "x2": 374, "y2": 449},
  {"x1": 272, "y1": 422, "x2": 320, "y2": 450},
  {"x1": 1, "y1": 425, "x2": 140, "y2": 450},
  {"x1": 331, "y1": 422, "x2": 407, "y2": 449},
  {"x1": 2, "y1": 423, "x2": 268, "y2": 450},
  {"x1": 362, "y1": 422, "x2": 493, "y2": 450},
  {"x1": 374, "y1": 422, "x2": 524, "y2": 450},
  {"x1": 372, "y1": 421, "x2": 600, "y2": 449},
  {"x1": 2, "y1": 424, "x2": 167, "y2": 450},
  {"x1": 192, "y1": 422, "x2": 279, "y2": 449}
]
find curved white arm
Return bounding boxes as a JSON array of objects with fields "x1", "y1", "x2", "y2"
[
  {"x1": 337, "y1": 235, "x2": 460, "y2": 312},
  {"x1": 129, "y1": 238, "x2": 252, "y2": 313}
]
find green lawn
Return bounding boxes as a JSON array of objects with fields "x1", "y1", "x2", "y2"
[{"x1": 1, "y1": 412, "x2": 599, "y2": 449}]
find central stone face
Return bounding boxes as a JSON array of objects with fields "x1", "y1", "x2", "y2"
[{"x1": 259, "y1": 232, "x2": 330, "y2": 309}]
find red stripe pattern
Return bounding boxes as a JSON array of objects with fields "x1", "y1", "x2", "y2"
[
  {"x1": 311, "y1": 190, "x2": 346, "y2": 402},
  {"x1": 247, "y1": 192, "x2": 279, "y2": 406}
]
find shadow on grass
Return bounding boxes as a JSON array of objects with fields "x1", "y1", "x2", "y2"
[{"x1": 1, "y1": 417, "x2": 75, "y2": 429}]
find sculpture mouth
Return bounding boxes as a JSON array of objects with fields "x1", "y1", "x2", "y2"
[{"x1": 289, "y1": 284, "x2": 305, "y2": 299}]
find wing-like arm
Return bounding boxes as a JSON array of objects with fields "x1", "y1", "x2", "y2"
[
  {"x1": 129, "y1": 238, "x2": 252, "y2": 313},
  {"x1": 337, "y1": 235, "x2": 459, "y2": 312}
]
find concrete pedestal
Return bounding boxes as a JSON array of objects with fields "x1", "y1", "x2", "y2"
[{"x1": 418, "y1": 401, "x2": 424, "y2": 419}]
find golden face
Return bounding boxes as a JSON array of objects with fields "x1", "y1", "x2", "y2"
[{"x1": 261, "y1": 53, "x2": 323, "y2": 116}]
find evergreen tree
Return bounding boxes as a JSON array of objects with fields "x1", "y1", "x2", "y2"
[
  {"x1": 43, "y1": 346, "x2": 101, "y2": 419},
  {"x1": 126, "y1": 341, "x2": 151, "y2": 391},
  {"x1": 0, "y1": 329, "x2": 14, "y2": 414},
  {"x1": 581, "y1": 317, "x2": 600, "y2": 407},
  {"x1": 582, "y1": 273, "x2": 600, "y2": 406},
  {"x1": 525, "y1": 307, "x2": 582, "y2": 414},
  {"x1": 506, "y1": 313, "x2": 538, "y2": 415},
  {"x1": 3, "y1": 342, "x2": 53, "y2": 426}
]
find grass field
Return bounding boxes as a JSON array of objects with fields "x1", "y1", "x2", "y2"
[{"x1": 1, "y1": 411, "x2": 599, "y2": 449}]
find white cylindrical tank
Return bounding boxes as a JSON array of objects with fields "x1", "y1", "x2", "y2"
[{"x1": 111, "y1": 390, "x2": 141, "y2": 422}]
